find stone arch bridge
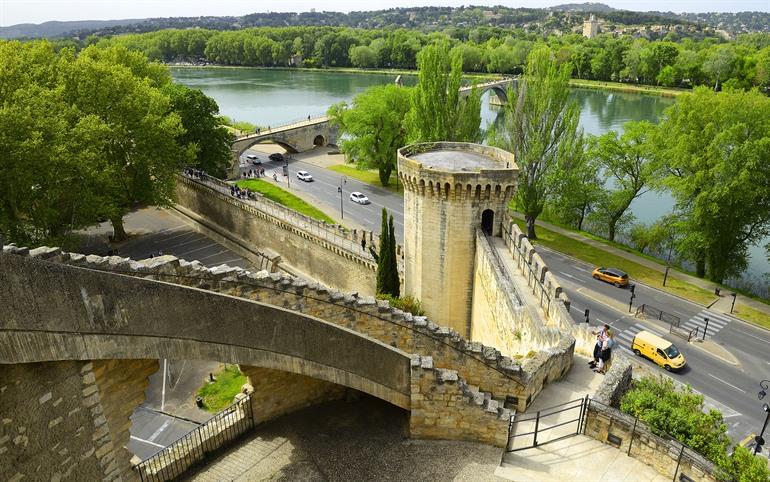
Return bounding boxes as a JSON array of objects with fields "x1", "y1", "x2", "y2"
[
  {"x1": 459, "y1": 77, "x2": 516, "y2": 104},
  {"x1": 1, "y1": 246, "x2": 572, "y2": 481}
]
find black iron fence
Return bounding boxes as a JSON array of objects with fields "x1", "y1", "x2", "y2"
[
  {"x1": 586, "y1": 398, "x2": 722, "y2": 482},
  {"x1": 136, "y1": 394, "x2": 254, "y2": 482},
  {"x1": 635, "y1": 303, "x2": 681, "y2": 327},
  {"x1": 505, "y1": 396, "x2": 588, "y2": 452}
]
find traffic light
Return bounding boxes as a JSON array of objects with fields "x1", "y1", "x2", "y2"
[
  {"x1": 630, "y1": 284, "x2": 635, "y2": 294},
  {"x1": 584, "y1": 308, "x2": 590, "y2": 324}
]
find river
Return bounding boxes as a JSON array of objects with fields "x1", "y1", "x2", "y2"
[{"x1": 170, "y1": 67, "x2": 769, "y2": 283}]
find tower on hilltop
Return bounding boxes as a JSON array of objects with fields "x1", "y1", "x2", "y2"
[
  {"x1": 583, "y1": 14, "x2": 600, "y2": 39},
  {"x1": 398, "y1": 142, "x2": 518, "y2": 338}
]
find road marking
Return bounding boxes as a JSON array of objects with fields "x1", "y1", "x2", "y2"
[
  {"x1": 161, "y1": 359, "x2": 167, "y2": 412},
  {"x1": 728, "y1": 327, "x2": 770, "y2": 345},
  {"x1": 558, "y1": 271, "x2": 581, "y2": 281},
  {"x1": 147, "y1": 420, "x2": 171, "y2": 442},
  {"x1": 130, "y1": 435, "x2": 165, "y2": 449},
  {"x1": 572, "y1": 266, "x2": 591, "y2": 274},
  {"x1": 708, "y1": 374, "x2": 746, "y2": 393}
]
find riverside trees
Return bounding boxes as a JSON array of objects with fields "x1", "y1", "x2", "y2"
[
  {"x1": 491, "y1": 45, "x2": 582, "y2": 239},
  {"x1": 0, "y1": 40, "x2": 231, "y2": 246}
]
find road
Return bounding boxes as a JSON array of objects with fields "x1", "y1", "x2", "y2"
[
  {"x1": 536, "y1": 245, "x2": 770, "y2": 442},
  {"x1": 239, "y1": 150, "x2": 405, "y2": 241},
  {"x1": 239, "y1": 150, "x2": 770, "y2": 444}
]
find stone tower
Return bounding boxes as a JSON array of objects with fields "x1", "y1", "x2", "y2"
[
  {"x1": 583, "y1": 14, "x2": 599, "y2": 38},
  {"x1": 398, "y1": 142, "x2": 518, "y2": 338}
]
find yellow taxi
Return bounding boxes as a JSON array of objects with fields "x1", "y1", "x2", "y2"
[
  {"x1": 592, "y1": 267, "x2": 630, "y2": 288},
  {"x1": 631, "y1": 330, "x2": 687, "y2": 372}
]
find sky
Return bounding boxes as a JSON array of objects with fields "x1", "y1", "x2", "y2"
[{"x1": 1, "y1": 0, "x2": 769, "y2": 27}]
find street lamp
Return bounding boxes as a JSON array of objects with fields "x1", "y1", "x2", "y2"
[
  {"x1": 338, "y1": 176, "x2": 347, "y2": 220},
  {"x1": 755, "y1": 403, "x2": 770, "y2": 455}
]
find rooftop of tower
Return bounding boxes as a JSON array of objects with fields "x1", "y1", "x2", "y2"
[{"x1": 399, "y1": 142, "x2": 516, "y2": 174}]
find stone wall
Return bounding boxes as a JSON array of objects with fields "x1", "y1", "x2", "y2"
[
  {"x1": 502, "y1": 219, "x2": 595, "y2": 357},
  {"x1": 240, "y1": 366, "x2": 347, "y2": 423},
  {"x1": 471, "y1": 231, "x2": 562, "y2": 357},
  {"x1": 175, "y1": 175, "x2": 378, "y2": 295},
  {"x1": 584, "y1": 403, "x2": 719, "y2": 482},
  {"x1": 91, "y1": 359, "x2": 159, "y2": 480},
  {"x1": 0, "y1": 361, "x2": 123, "y2": 482},
  {"x1": 409, "y1": 356, "x2": 511, "y2": 448},
  {"x1": 592, "y1": 355, "x2": 632, "y2": 408}
]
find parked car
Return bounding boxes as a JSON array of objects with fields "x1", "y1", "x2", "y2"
[
  {"x1": 296, "y1": 170, "x2": 313, "y2": 182},
  {"x1": 269, "y1": 153, "x2": 284, "y2": 162},
  {"x1": 591, "y1": 267, "x2": 629, "y2": 287},
  {"x1": 245, "y1": 154, "x2": 261, "y2": 164},
  {"x1": 349, "y1": 192, "x2": 370, "y2": 205},
  {"x1": 631, "y1": 330, "x2": 686, "y2": 372}
]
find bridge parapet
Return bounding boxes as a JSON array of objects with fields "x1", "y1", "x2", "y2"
[{"x1": 2, "y1": 242, "x2": 571, "y2": 412}]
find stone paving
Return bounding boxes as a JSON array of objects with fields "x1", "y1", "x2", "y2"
[{"x1": 184, "y1": 395, "x2": 506, "y2": 482}]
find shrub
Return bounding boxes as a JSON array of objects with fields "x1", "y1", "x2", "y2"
[{"x1": 377, "y1": 294, "x2": 425, "y2": 316}]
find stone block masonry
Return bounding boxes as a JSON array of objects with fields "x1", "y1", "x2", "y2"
[
  {"x1": 175, "y1": 175, "x2": 379, "y2": 295},
  {"x1": 0, "y1": 361, "x2": 130, "y2": 482},
  {"x1": 240, "y1": 366, "x2": 346, "y2": 423}
]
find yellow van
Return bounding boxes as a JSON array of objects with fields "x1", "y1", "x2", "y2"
[{"x1": 631, "y1": 330, "x2": 686, "y2": 372}]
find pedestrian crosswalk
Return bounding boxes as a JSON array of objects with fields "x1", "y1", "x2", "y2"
[
  {"x1": 612, "y1": 323, "x2": 663, "y2": 352},
  {"x1": 680, "y1": 309, "x2": 731, "y2": 340}
]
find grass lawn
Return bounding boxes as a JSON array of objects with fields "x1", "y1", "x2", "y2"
[
  {"x1": 732, "y1": 304, "x2": 770, "y2": 330},
  {"x1": 235, "y1": 179, "x2": 336, "y2": 224},
  {"x1": 513, "y1": 219, "x2": 717, "y2": 306},
  {"x1": 328, "y1": 164, "x2": 404, "y2": 195},
  {"x1": 197, "y1": 365, "x2": 247, "y2": 413}
]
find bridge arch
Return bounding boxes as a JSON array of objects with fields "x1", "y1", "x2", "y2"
[{"x1": 0, "y1": 253, "x2": 411, "y2": 409}]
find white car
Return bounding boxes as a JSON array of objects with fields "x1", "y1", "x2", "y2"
[
  {"x1": 296, "y1": 170, "x2": 313, "y2": 182},
  {"x1": 349, "y1": 192, "x2": 370, "y2": 204},
  {"x1": 245, "y1": 154, "x2": 261, "y2": 164}
]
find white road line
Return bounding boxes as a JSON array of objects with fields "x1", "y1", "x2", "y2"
[
  {"x1": 708, "y1": 374, "x2": 746, "y2": 393},
  {"x1": 176, "y1": 241, "x2": 221, "y2": 257},
  {"x1": 721, "y1": 327, "x2": 770, "y2": 344},
  {"x1": 147, "y1": 420, "x2": 171, "y2": 442},
  {"x1": 572, "y1": 266, "x2": 592, "y2": 274},
  {"x1": 161, "y1": 359, "x2": 167, "y2": 412},
  {"x1": 558, "y1": 271, "x2": 582, "y2": 281},
  {"x1": 130, "y1": 435, "x2": 165, "y2": 448}
]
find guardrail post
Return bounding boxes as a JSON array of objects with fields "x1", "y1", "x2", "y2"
[
  {"x1": 533, "y1": 411, "x2": 540, "y2": 447},
  {"x1": 673, "y1": 443, "x2": 685, "y2": 481}
]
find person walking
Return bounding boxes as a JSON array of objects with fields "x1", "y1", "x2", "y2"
[{"x1": 589, "y1": 325, "x2": 608, "y2": 369}]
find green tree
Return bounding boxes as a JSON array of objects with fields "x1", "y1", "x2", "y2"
[
  {"x1": 64, "y1": 45, "x2": 187, "y2": 241},
  {"x1": 549, "y1": 135, "x2": 603, "y2": 232},
  {"x1": 656, "y1": 87, "x2": 770, "y2": 282},
  {"x1": 406, "y1": 41, "x2": 482, "y2": 143},
  {"x1": 656, "y1": 65, "x2": 677, "y2": 87},
  {"x1": 163, "y1": 84, "x2": 234, "y2": 178},
  {"x1": 349, "y1": 45, "x2": 377, "y2": 68},
  {"x1": 588, "y1": 121, "x2": 660, "y2": 242},
  {"x1": 703, "y1": 45, "x2": 737, "y2": 91},
  {"x1": 491, "y1": 45, "x2": 581, "y2": 239},
  {"x1": 329, "y1": 84, "x2": 411, "y2": 186},
  {"x1": 375, "y1": 208, "x2": 399, "y2": 297}
]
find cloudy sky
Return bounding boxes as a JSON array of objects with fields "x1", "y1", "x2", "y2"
[{"x1": 1, "y1": 0, "x2": 769, "y2": 26}]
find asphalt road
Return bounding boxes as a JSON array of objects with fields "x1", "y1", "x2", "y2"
[
  {"x1": 239, "y1": 151, "x2": 405, "y2": 241},
  {"x1": 238, "y1": 151, "x2": 770, "y2": 444},
  {"x1": 537, "y1": 245, "x2": 770, "y2": 442},
  {"x1": 128, "y1": 407, "x2": 199, "y2": 461}
]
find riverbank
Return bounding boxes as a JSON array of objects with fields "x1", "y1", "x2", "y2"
[
  {"x1": 168, "y1": 63, "x2": 499, "y2": 83},
  {"x1": 568, "y1": 78, "x2": 687, "y2": 97}
]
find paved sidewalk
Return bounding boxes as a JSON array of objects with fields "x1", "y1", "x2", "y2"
[
  {"x1": 514, "y1": 214, "x2": 770, "y2": 322},
  {"x1": 497, "y1": 358, "x2": 666, "y2": 482}
]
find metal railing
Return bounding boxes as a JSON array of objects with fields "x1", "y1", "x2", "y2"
[
  {"x1": 505, "y1": 396, "x2": 588, "y2": 452},
  {"x1": 136, "y1": 393, "x2": 254, "y2": 482},
  {"x1": 586, "y1": 398, "x2": 722, "y2": 482},
  {"x1": 635, "y1": 303, "x2": 680, "y2": 327},
  {"x1": 234, "y1": 114, "x2": 328, "y2": 140},
  {"x1": 501, "y1": 220, "x2": 553, "y2": 313},
  {"x1": 179, "y1": 172, "x2": 376, "y2": 263}
]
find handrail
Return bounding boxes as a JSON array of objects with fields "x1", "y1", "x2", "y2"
[{"x1": 234, "y1": 114, "x2": 328, "y2": 140}]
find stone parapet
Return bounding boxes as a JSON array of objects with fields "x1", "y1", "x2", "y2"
[
  {"x1": 4, "y1": 244, "x2": 571, "y2": 412},
  {"x1": 591, "y1": 354, "x2": 632, "y2": 408},
  {"x1": 584, "y1": 401, "x2": 719, "y2": 482},
  {"x1": 409, "y1": 356, "x2": 511, "y2": 448}
]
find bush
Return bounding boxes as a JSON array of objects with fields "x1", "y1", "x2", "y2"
[
  {"x1": 621, "y1": 376, "x2": 770, "y2": 481},
  {"x1": 197, "y1": 365, "x2": 247, "y2": 413},
  {"x1": 377, "y1": 294, "x2": 425, "y2": 316}
]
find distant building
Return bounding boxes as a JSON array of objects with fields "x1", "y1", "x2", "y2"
[{"x1": 583, "y1": 14, "x2": 600, "y2": 38}]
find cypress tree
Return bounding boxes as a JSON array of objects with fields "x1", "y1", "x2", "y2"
[
  {"x1": 387, "y1": 214, "x2": 400, "y2": 297},
  {"x1": 376, "y1": 208, "x2": 391, "y2": 294}
]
